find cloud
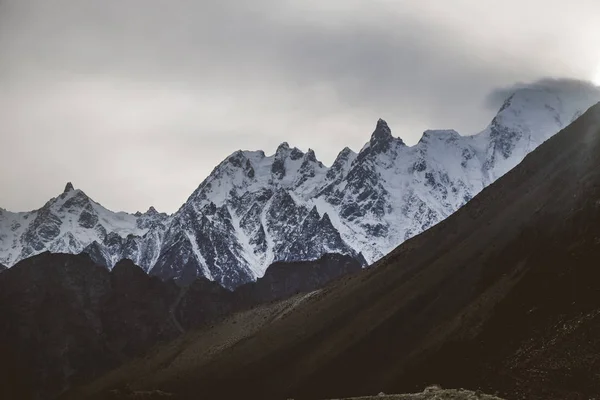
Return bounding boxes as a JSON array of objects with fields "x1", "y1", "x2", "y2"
[
  {"x1": 1, "y1": 0, "x2": 600, "y2": 212},
  {"x1": 485, "y1": 78, "x2": 600, "y2": 111}
]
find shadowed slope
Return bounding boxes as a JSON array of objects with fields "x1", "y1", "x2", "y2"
[
  {"x1": 0, "y1": 251, "x2": 361, "y2": 400},
  {"x1": 0, "y1": 254, "x2": 181, "y2": 400},
  {"x1": 70, "y1": 102, "x2": 600, "y2": 400}
]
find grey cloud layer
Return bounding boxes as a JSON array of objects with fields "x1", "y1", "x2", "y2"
[{"x1": 1, "y1": 0, "x2": 600, "y2": 212}]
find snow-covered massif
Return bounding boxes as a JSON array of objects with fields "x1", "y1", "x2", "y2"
[
  {"x1": 0, "y1": 183, "x2": 171, "y2": 272},
  {"x1": 1, "y1": 85, "x2": 599, "y2": 288}
]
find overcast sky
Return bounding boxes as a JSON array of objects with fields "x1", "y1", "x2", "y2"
[{"x1": 1, "y1": 0, "x2": 600, "y2": 213}]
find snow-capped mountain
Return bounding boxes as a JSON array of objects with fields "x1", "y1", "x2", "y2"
[
  {"x1": 1, "y1": 85, "x2": 599, "y2": 289},
  {"x1": 0, "y1": 183, "x2": 171, "y2": 272}
]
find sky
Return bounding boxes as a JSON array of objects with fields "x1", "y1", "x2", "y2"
[{"x1": 1, "y1": 0, "x2": 600, "y2": 214}]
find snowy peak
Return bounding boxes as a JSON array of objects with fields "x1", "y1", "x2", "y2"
[
  {"x1": 133, "y1": 206, "x2": 162, "y2": 217},
  {"x1": 190, "y1": 142, "x2": 328, "y2": 211},
  {"x1": 360, "y1": 118, "x2": 405, "y2": 157},
  {"x1": 488, "y1": 84, "x2": 600, "y2": 143},
  {"x1": 0, "y1": 183, "x2": 169, "y2": 270},
  {"x1": 369, "y1": 118, "x2": 396, "y2": 152},
  {"x1": 146, "y1": 206, "x2": 159, "y2": 216},
  {"x1": 372, "y1": 118, "x2": 392, "y2": 141},
  {"x1": 304, "y1": 148, "x2": 317, "y2": 163},
  {"x1": 271, "y1": 142, "x2": 310, "y2": 182},
  {"x1": 63, "y1": 182, "x2": 75, "y2": 193},
  {"x1": 418, "y1": 129, "x2": 461, "y2": 145},
  {"x1": 327, "y1": 147, "x2": 357, "y2": 181},
  {"x1": 335, "y1": 146, "x2": 357, "y2": 161},
  {"x1": 273, "y1": 142, "x2": 305, "y2": 163},
  {"x1": 276, "y1": 141, "x2": 290, "y2": 154},
  {"x1": 477, "y1": 84, "x2": 600, "y2": 178}
]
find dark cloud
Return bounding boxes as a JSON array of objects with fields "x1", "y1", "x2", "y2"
[
  {"x1": 1, "y1": 0, "x2": 600, "y2": 212},
  {"x1": 485, "y1": 78, "x2": 600, "y2": 111}
]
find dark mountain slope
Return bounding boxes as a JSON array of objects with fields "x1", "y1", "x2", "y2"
[
  {"x1": 0, "y1": 263, "x2": 6, "y2": 272},
  {"x1": 0, "y1": 252, "x2": 360, "y2": 400},
  {"x1": 235, "y1": 253, "x2": 362, "y2": 305},
  {"x1": 0, "y1": 253, "x2": 181, "y2": 400},
  {"x1": 71, "y1": 102, "x2": 600, "y2": 400},
  {"x1": 176, "y1": 253, "x2": 361, "y2": 330}
]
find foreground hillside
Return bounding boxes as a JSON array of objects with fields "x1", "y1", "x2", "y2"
[
  {"x1": 0, "y1": 252, "x2": 359, "y2": 400},
  {"x1": 68, "y1": 102, "x2": 600, "y2": 400}
]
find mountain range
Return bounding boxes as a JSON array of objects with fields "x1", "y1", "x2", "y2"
[
  {"x1": 1, "y1": 84, "x2": 599, "y2": 288},
  {"x1": 65, "y1": 97, "x2": 600, "y2": 400}
]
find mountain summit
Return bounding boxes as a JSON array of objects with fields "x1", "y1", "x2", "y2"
[
  {"x1": 1, "y1": 85, "x2": 599, "y2": 288},
  {"x1": 371, "y1": 118, "x2": 392, "y2": 141},
  {"x1": 63, "y1": 182, "x2": 74, "y2": 193},
  {"x1": 0, "y1": 186, "x2": 170, "y2": 271}
]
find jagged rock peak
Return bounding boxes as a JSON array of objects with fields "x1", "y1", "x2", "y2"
[
  {"x1": 339, "y1": 146, "x2": 354, "y2": 155},
  {"x1": 64, "y1": 182, "x2": 74, "y2": 193},
  {"x1": 361, "y1": 118, "x2": 404, "y2": 155},
  {"x1": 305, "y1": 148, "x2": 317, "y2": 162},
  {"x1": 371, "y1": 118, "x2": 392, "y2": 142},
  {"x1": 332, "y1": 147, "x2": 357, "y2": 164},
  {"x1": 290, "y1": 147, "x2": 304, "y2": 160},
  {"x1": 276, "y1": 142, "x2": 290, "y2": 153},
  {"x1": 146, "y1": 206, "x2": 158, "y2": 215}
]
